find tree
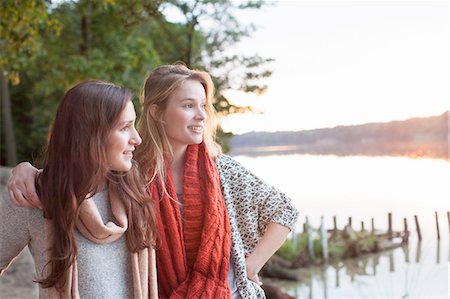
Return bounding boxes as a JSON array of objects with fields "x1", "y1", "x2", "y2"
[
  {"x1": 0, "y1": 0, "x2": 59, "y2": 165},
  {"x1": 158, "y1": 0, "x2": 274, "y2": 115},
  {"x1": 3, "y1": 0, "x2": 274, "y2": 164},
  {"x1": 149, "y1": 0, "x2": 274, "y2": 150},
  {"x1": 5, "y1": 0, "x2": 165, "y2": 165}
]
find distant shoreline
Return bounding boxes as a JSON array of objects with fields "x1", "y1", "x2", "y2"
[
  {"x1": 230, "y1": 144, "x2": 449, "y2": 161},
  {"x1": 230, "y1": 111, "x2": 449, "y2": 160}
]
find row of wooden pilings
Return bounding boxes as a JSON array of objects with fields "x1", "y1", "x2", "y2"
[
  {"x1": 294, "y1": 211, "x2": 449, "y2": 260},
  {"x1": 393, "y1": 211, "x2": 450, "y2": 241}
]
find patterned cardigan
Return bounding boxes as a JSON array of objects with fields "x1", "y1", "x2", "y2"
[{"x1": 216, "y1": 155, "x2": 299, "y2": 299}]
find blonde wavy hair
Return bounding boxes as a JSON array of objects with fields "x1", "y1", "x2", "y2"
[{"x1": 135, "y1": 64, "x2": 221, "y2": 185}]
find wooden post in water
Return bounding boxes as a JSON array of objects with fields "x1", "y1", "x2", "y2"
[
  {"x1": 348, "y1": 217, "x2": 352, "y2": 229},
  {"x1": 403, "y1": 218, "x2": 409, "y2": 244},
  {"x1": 320, "y1": 216, "x2": 328, "y2": 261},
  {"x1": 333, "y1": 215, "x2": 337, "y2": 236},
  {"x1": 414, "y1": 215, "x2": 422, "y2": 241},
  {"x1": 388, "y1": 212, "x2": 393, "y2": 240},
  {"x1": 435, "y1": 211, "x2": 440, "y2": 240},
  {"x1": 361, "y1": 221, "x2": 365, "y2": 232},
  {"x1": 447, "y1": 211, "x2": 450, "y2": 234},
  {"x1": 306, "y1": 217, "x2": 314, "y2": 258},
  {"x1": 371, "y1": 218, "x2": 375, "y2": 235},
  {"x1": 291, "y1": 226, "x2": 297, "y2": 250}
]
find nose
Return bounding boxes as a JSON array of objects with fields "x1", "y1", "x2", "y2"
[
  {"x1": 195, "y1": 107, "x2": 207, "y2": 121},
  {"x1": 130, "y1": 127, "x2": 142, "y2": 146}
]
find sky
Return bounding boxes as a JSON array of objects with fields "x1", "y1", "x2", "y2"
[{"x1": 218, "y1": 0, "x2": 449, "y2": 134}]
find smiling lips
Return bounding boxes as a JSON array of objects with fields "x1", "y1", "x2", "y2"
[
  {"x1": 189, "y1": 125, "x2": 203, "y2": 134},
  {"x1": 123, "y1": 149, "x2": 134, "y2": 158}
]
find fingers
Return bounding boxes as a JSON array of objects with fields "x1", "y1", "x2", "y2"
[
  {"x1": 24, "y1": 177, "x2": 42, "y2": 209},
  {"x1": 7, "y1": 166, "x2": 42, "y2": 209},
  {"x1": 8, "y1": 187, "x2": 35, "y2": 208},
  {"x1": 245, "y1": 255, "x2": 264, "y2": 286}
]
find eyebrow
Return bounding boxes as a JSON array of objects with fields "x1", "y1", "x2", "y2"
[
  {"x1": 117, "y1": 120, "x2": 135, "y2": 126},
  {"x1": 180, "y1": 98, "x2": 206, "y2": 103}
]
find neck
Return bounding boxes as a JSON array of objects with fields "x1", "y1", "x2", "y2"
[
  {"x1": 169, "y1": 143, "x2": 187, "y2": 194},
  {"x1": 170, "y1": 143, "x2": 188, "y2": 168}
]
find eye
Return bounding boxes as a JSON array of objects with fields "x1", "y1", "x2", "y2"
[
  {"x1": 183, "y1": 103, "x2": 194, "y2": 109},
  {"x1": 121, "y1": 125, "x2": 131, "y2": 131},
  {"x1": 201, "y1": 103, "x2": 206, "y2": 109}
]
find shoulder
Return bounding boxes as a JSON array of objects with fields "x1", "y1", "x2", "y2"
[
  {"x1": 0, "y1": 189, "x2": 38, "y2": 256},
  {"x1": 0, "y1": 189, "x2": 44, "y2": 229},
  {"x1": 215, "y1": 154, "x2": 267, "y2": 190},
  {"x1": 215, "y1": 154, "x2": 248, "y2": 174},
  {"x1": 0, "y1": 190, "x2": 30, "y2": 220}
]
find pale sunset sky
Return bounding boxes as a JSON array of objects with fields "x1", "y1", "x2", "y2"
[{"x1": 217, "y1": 0, "x2": 449, "y2": 134}]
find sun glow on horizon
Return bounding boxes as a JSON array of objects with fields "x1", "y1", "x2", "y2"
[{"x1": 220, "y1": 1, "x2": 449, "y2": 134}]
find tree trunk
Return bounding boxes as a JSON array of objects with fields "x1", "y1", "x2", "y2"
[
  {"x1": 185, "y1": 20, "x2": 196, "y2": 68},
  {"x1": 80, "y1": 3, "x2": 91, "y2": 55},
  {"x1": 0, "y1": 71, "x2": 18, "y2": 166}
]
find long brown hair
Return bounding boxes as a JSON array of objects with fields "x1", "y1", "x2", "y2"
[
  {"x1": 37, "y1": 81, "x2": 156, "y2": 289},
  {"x1": 135, "y1": 64, "x2": 221, "y2": 186}
]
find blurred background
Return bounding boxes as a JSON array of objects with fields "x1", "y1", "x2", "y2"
[{"x1": 1, "y1": 0, "x2": 448, "y2": 298}]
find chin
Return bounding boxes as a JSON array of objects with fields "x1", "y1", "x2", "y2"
[
  {"x1": 193, "y1": 137, "x2": 204, "y2": 144},
  {"x1": 111, "y1": 163, "x2": 132, "y2": 172}
]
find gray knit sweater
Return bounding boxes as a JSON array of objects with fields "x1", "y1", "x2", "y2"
[{"x1": 0, "y1": 189, "x2": 133, "y2": 299}]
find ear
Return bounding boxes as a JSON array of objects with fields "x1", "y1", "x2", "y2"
[
  {"x1": 150, "y1": 104, "x2": 166, "y2": 125},
  {"x1": 149, "y1": 104, "x2": 159, "y2": 119}
]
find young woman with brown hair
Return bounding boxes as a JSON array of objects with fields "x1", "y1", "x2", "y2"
[{"x1": 1, "y1": 81, "x2": 157, "y2": 298}]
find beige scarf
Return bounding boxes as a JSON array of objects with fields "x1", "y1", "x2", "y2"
[{"x1": 44, "y1": 186, "x2": 157, "y2": 299}]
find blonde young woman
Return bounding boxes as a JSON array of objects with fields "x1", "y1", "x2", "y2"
[
  {"x1": 8, "y1": 65, "x2": 298, "y2": 299},
  {"x1": 2, "y1": 81, "x2": 157, "y2": 299}
]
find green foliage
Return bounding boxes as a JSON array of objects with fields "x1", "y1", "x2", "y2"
[
  {"x1": 277, "y1": 239, "x2": 298, "y2": 261},
  {"x1": 216, "y1": 128, "x2": 233, "y2": 153},
  {"x1": 162, "y1": 0, "x2": 274, "y2": 115},
  {"x1": 0, "y1": 0, "x2": 60, "y2": 80},
  {"x1": 3, "y1": 1, "x2": 166, "y2": 165},
  {"x1": 2, "y1": 0, "x2": 273, "y2": 164},
  {"x1": 276, "y1": 229, "x2": 381, "y2": 266},
  {"x1": 276, "y1": 233, "x2": 308, "y2": 261}
]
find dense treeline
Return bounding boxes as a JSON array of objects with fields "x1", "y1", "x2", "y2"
[
  {"x1": 231, "y1": 111, "x2": 449, "y2": 159},
  {"x1": 1, "y1": 0, "x2": 273, "y2": 166}
]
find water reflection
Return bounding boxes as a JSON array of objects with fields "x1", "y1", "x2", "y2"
[
  {"x1": 235, "y1": 154, "x2": 449, "y2": 298},
  {"x1": 436, "y1": 240, "x2": 440, "y2": 264},
  {"x1": 266, "y1": 237, "x2": 448, "y2": 298},
  {"x1": 402, "y1": 244, "x2": 409, "y2": 263},
  {"x1": 415, "y1": 241, "x2": 421, "y2": 263}
]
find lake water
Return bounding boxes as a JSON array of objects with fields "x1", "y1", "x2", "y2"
[{"x1": 232, "y1": 153, "x2": 449, "y2": 298}]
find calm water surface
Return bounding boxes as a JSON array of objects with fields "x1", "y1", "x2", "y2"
[{"x1": 233, "y1": 154, "x2": 449, "y2": 298}]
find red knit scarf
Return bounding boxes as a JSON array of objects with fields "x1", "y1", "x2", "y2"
[{"x1": 150, "y1": 142, "x2": 232, "y2": 299}]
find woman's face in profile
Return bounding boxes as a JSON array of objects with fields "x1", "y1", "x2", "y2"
[
  {"x1": 162, "y1": 79, "x2": 207, "y2": 148},
  {"x1": 105, "y1": 101, "x2": 142, "y2": 172}
]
